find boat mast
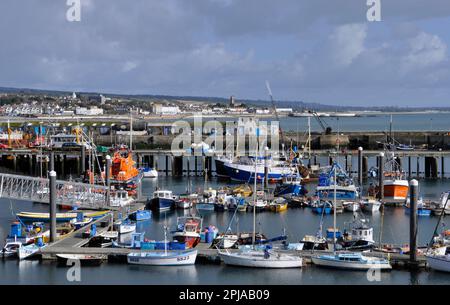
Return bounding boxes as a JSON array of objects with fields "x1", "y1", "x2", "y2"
[
  {"x1": 252, "y1": 127, "x2": 259, "y2": 247},
  {"x1": 129, "y1": 109, "x2": 133, "y2": 150},
  {"x1": 307, "y1": 116, "x2": 311, "y2": 159},
  {"x1": 333, "y1": 163, "x2": 337, "y2": 254}
]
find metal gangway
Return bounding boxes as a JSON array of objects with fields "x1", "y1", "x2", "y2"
[{"x1": 0, "y1": 173, "x2": 109, "y2": 210}]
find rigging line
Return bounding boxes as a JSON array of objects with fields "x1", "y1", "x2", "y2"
[{"x1": 427, "y1": 194, "x2": 449, "y2": 250}]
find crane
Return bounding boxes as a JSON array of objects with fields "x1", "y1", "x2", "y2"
[
  {"x1": 265, "y1": 81, "x2": 286, "y2": 146},
  {"x1": 308, "y1": 110, "x2": 332, "y2": 135}
]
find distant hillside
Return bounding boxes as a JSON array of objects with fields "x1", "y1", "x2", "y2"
[{"x1": 1, "y1": 86, "x2": 449, "y2": 112}]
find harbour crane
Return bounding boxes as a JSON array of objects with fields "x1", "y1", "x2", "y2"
[
  {"x1": 307, "y1": 110, "x2": 332, "y2": 135},
  {"x1": 265, "y1": 81, "x2": 286, "y2": 146}
]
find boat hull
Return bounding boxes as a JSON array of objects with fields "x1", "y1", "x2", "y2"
[
  {"x1": 219, "y1": 252, "x2": 302, "y2": 268},
  {"x1": 384, "y1": 180, "x2": 409, "y2": 203},
  {"x1": 312, "y1": 256, "x2": 392, "y2": 270},
  {"x1": 223, "y1": 162, "x2": 292, "y2": 183},
  {"x1": 56, "y1": 254, "x2": 105, "y2": 266},
  {"x1": 426, "y1": 255, "x2": 450, "y2": 272},
  {"x1": 172, "y1": 235, "x2": 201, "y2": 249},
  {"x1": 127, "y1": 250, "x2": 197, "y2": 266},
  {"x1": 147, "y1": 197, "x2": 175, "y2": 212},
  {"x1": 316, "y1": 186, "x2": 358, "y2": 200}
]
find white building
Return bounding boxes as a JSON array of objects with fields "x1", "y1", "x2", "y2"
[
  {"x1": 75, "y1": 106, "x2": 104, "y2": 116},
  {"x1": 275, "y1": 108, "x2": 293, "y2": 113},
  {"x1": 152, "y1": 104, "x2": 180, "y2": 115}
]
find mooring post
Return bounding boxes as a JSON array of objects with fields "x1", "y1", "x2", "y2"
[
  {"x1": 50, "y1": 151, "x2": 55, "y2": 172},
  {"x1": 408, "y1": 156, "x2": 412, "y2": 178},
  {"x1": 81, "y1": 145, "x2": 86, "y2": 175},
  {"x1": 49, "y1": 170, "x2": 57, "y2": 243},
  {"x1": 416, "y1": 156, "x2": 420, "y2": 178},
  {"x1": 165, "y1": 155, "x2": 169, "y2": 176},
  {"x1": 358, "y1": 147, "x2": 363, "y2": 187},
  {"x1": 105, "y1": 155, "x2": 111, "y2": 206},
  {"x1": 378, "y1": 152, "x2": 384, "y2": 201},
  {"x1": 28, "y1": 154, "x2": 33, "y2": 175},
  {"x1": 264, "y1": 147, "x2": 269, "y2": 188},
  {"x1": 409, "y1": 179, "x2": 418, "y2": 266}
]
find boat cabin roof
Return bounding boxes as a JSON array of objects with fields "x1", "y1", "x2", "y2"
[{"x1": 154, "y1": 190, "x2": 173, "y2": 197}]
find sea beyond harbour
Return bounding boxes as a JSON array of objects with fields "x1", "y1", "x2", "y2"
[
  {"x1": 0, "y1": 113, "x2": 449, "y2": 285},
  {"x1": 168, "y1": 112, "x2": 450, "y2": 133}
]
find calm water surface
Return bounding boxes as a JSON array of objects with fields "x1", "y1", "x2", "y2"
[{"x1": 1, "y1": 176, "x2": 450, "y2": 285}]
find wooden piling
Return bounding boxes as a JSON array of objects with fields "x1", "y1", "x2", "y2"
[{"x1": 409, "y1": 179, "x2": 419, "y2": 268}]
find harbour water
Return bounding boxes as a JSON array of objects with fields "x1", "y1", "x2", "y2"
[{"x1": 1, "y1": 176, "x2": 450, "y2": 285}]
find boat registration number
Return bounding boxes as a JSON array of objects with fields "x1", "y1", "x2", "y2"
[{"x1": 177, "y1": 256, "x2": 189, "y2": 262}]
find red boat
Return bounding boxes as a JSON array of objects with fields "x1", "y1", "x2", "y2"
[{"x1": 172, "y1": 217, "x2": 202, "y2": 249}]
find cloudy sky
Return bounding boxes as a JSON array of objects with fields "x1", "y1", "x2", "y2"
[{"x1": 1, "y1": 0, "x2": 450, "y2": 106}]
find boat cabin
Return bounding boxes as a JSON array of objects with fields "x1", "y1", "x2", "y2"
[
  {"x1": 351, "y1": 227, "x2": 374, "y2": 243},
  {"x1": 153, "y1": 190, "x2": 173, "y2": 199}
]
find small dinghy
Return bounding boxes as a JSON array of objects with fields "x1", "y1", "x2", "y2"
[
  {"x1": 56, "y1": 254, "x2": 106, "y2": 266},
  {"x1": 2, "y1": 241, "x2": 22, "y2": 258},
  {"x1": 117, "y1": 221, "x2": 136, "y2": 234}
]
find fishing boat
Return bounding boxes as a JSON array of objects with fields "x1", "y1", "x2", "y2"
[
  {"x1": 56, "y1": 254, "x2": 106, "y2": 266},
  {"x1": 16, "y1": 210, "x2": 109, "y2": 223},
  {"x1": 128, "y1": 210, "x2": 152, "y2": 221},
  {"x1": 300, "y1": 235, "x2": 328, "y2": 251},
  {"x1": 69, "y1": 216, "x2": 93, "y2": 230},
  {"x1": 360, "y1": 199, "x2": 382, "y2": 213},
  {"x1": 233, "y1": 184, "x2": 253, "y2": 197},
  {"x1": 177, "y1": 194, "x2": 197, "y2": 209},
  {"x1": 312, "y1": 200, "x2": 333, "y2": 215},
  {"x1": 221, "y1": 155, "x2": 296, "y2": 183},
  {"x1": 172, "y1": 217, "x2": 202, "y2": 249},
  {"x1": 146, "y1": 190, "x2": 177, "y2": 212},
  {"x1": 343, "y1": 201, "x2": 360, "y2": 212},
  {"x1": 128, "y1": 224, "x2": 197, "y2": 266},
  {"x1": 405, "y1": 197, "x2": 431, "y2": 216},
  {"x1": 274, "y1": 174, "x2": 305, "y2": 197},
  {"x1": 127, "y1": 249, "x2": 197, "y2": 266},
  {"x1": 269, "y1": 197, "x2": 288, "y2": 212},
  {"x1": 142, "y1": 166, "x2": 158, "y2": 178},
  {"x1": 18, "y1": 238, "x2": 46, "y2": 260},
  {"x1": 339, "y1": 215, "x2": 375, "y2": 251},
  {"x1": 316, "y1": 163, "x2": 358, "y2": 201},
  {"x1": 114, "y1": 219, "x2": 136, "y2": 234},
  {"x1": 287, "y1": 195, "x2": 309, "y2": 208},
  {"x1": 228, "y1": 197, "x2": 247, "y2": 211},
  {"x1": 218, "y1": 133, "x2": 302, "y2": 268},
  {"x1": 312, "y1": 166, "x2": 391, "y2": 270},
  {"x1": 248, "y1": 198, "x2": 268, "y2": 212},
  {"x1": 110, "y1": 189, "x2": 135, "y2": 207}
]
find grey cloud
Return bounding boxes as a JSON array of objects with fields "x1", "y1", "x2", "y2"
[{"x1": 0, "y1": 1, "x2": 450, "y2": 106}]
